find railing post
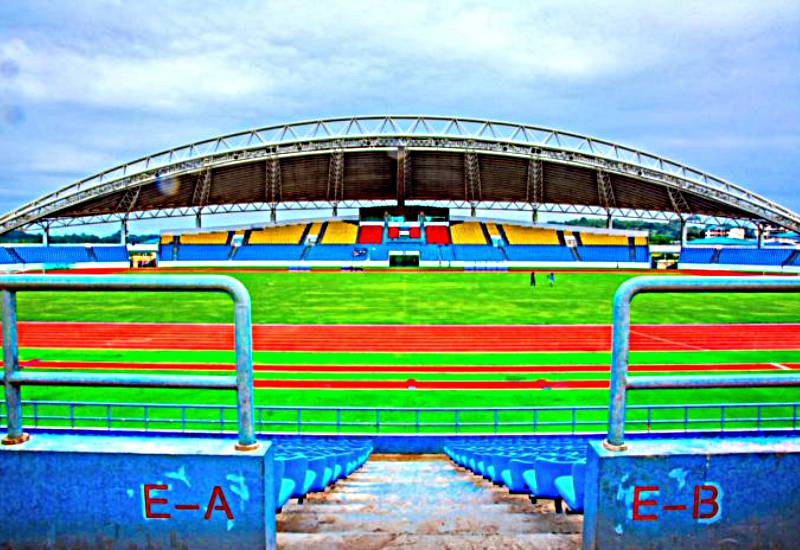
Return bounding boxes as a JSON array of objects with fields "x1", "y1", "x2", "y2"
[
  {"x1": 455, "y1": 410, "x2": 460, "y2": 434},
  {"x1": 375, "y1": 409, "x2": 380, "y2": 433},
  {"x1": 494, "y1": 409, "x2": 499, "y2": 434},
  {"x1": 604, "y1": 282, "x2": 633, "y2": 450},
  {"x1": 336, "y1": 409, "x2": 341, "y2": 434},
  {"x1": 533, "y1": 409, "x2": 538, "y2": 434},
  {"x1": 232, "y1": 288, "x2": 257, "y2": 450},
  {"x1": 296, "y1": 408, "x2": 301, "y2": 435},
  {"x1": 1, "y1": 290, "x2": 27, "y2": 445},
  {"x1": 415, "y1": 409, "x2": 420, "y2": 434}
]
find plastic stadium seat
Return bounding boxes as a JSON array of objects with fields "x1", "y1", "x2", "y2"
[
  {"x1": 14, "y1": 246, "x2": 91, "y2": 264},
  {"x1": 177, "y1": 244, "x2": 231, "y2": 261},
  {"x1": 321, "y1": 222, "x2": 358, "y2": 244},
  {"x1": 503, "y1": 226, "x2": 559, "y2": 245},
  {"x1": 554, "y1": 461, "x2": 586, "y2": 513},
  {"x1": 250, "y1": 224, "x2": 307, "y2": 244},
  {"x1": 452, "y1": 245, "x2": 504, "y2": 262},
  {"x1": 450, "y1": 222, "x2": 487, "y2": 245},
  {"x1": 425, "y1": 225, "x2": 450, "y2": 244},
  {"x1": 0, "y1": 248, "x2": 19, "y2": 264},
  {"x1": 179, "y1": 231, "x2": 229, "y2": 245},
  {"x1": 579, "y1": 233, "x2": 628, "y2": 246},
  {"x1": 718, "y1": 248, "x2": 790, "y2": 266},
  {"x1": 388, "y1": 226, "x2": 400, "y2": 239},
  {"x1": 575, "y1": 245, "x2": 629, "y2": 262},
  {"x1": 504, "y1": 245, "x2": 574, "y2": 262},
  {"x1": 273, "y1": 459, "x2": 297, "y2": 512},
  {"x1": 234, "y1": 245, "x2": 305, "y2": 261},
  {"x1": 679, "y1": 247, "x2": 715, "y2": 264},
  {"x1": 357, "y1": 225, "x2": 383, "y2": 244},
  {"x1": 305, "y1": 245, "x2": 365, "y2": 261},
  {"x1": 279, "y1": 455, "x2": 310, "y2": 500},
  {"x1": 91, "y1": 246, "x2": 129, "y2": 262}
]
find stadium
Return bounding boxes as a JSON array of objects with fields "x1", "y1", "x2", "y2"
[{"x1": 2, "y1": 116, "x2": 800, "y2": 548}]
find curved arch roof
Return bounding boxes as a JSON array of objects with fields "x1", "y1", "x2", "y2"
[{"x1": 1, "y1": 115, "x2": 798, "y2": 233}]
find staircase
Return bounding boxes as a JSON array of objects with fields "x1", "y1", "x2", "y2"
[
  {"x1": 277, "y1": 455, "x2": 581, "y2": 549},
  {"x1": 710, "y1": 248, "x2": 722, "y2": 264},
  {"x1": 627, "y1": 237, "x2": 637, "y2": 262},
  {"x1": 783, "y1": 249, "x2": 800, "y2": 267}
]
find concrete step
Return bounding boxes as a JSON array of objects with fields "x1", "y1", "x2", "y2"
[{"x1": 277, "y1": 455, "x2": 582, "y2": 548}]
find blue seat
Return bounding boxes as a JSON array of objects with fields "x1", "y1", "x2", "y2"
[
  {"x1": 554, "y1": 461, "x2": 586, "y2": 513},
  {"x1": 273, "y1": 458, "x2": 296, "y2": 512},
  {"x1": 278, "y1": 454, "x2": 310, "y2": 500}
]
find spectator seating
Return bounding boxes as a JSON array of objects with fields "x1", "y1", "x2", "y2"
[
  {"x1": 451, "y1": 222, "x2": 488, "y2": 245},
  {"x1": 306, "y1": 222, "x2": 323, "y2": 242},
  {"x1": 250, "y1": 224, "x2": 307, "y2": 245},
  {"x1": 579, "y1": 233, "x2": 628, "y2": 246},
  {"x1": 14, "y1": 246, "x2": 91, "y2": 264},
  {"x1": 159, "y1": 244, "x2": 174, "y2": 262},
  {"x1": 306, "y1": 244, "x2": 365, "y2": 261},
  {"x1": 177, "y1": 244, "x2": 231, "y2": 261},
  {"x1": 503, "y1": 226, "x2": 559, "y2": 245},
  {"x1": 451, "y1": 245, "x2": 504, "y2": 262},
  {"x1": 444, "y1": 438, "x2": 588, "y2": 514},
  {"x1": 272, "y1": 438, "x2": 372, "y2": 512},
  {"x1": 504, "y1": 245, "x2": 574, "y2": 262},
  {"x1": 633, "y1": 246, "x2": 649, "y2": 263},
  {"x1": 425, "y1": 225, "x2": 451, "y2": 245},
  {"x1": 576, "y1": 245, "x2": 631, "y2": 263},
  {"x1": 321, "y1": 222, "x2": 358, "y2": 244},
  {"x1": 160, "y1": 234, "x2": 175, "y2": 244},
  {"x1": 409, "y1": 227, "x2": 421, "y2": 239},
  {"x1": 179, "y1": 231, "x2": 229, "y2": 245},
  {"x1": 718, "y1": 248, "x2": 791, "y2": 266},
  {"x1": 484, "y1": 222, "x2": 502, "y2": 241},
  {"x1": 91, "y1": 246, "x2": 129, "y2": 262},
  {"x1": 387, "y1": 226, "x2": 400, "y2": 239},
  {"x1": 234, "y1": 245, "x2": 305, "y2": 261},
  {"x1": 0, "y1": 248, "x2": 18, "y2": 264},
  {"x1": 358, "y1": 225, "x2": 383, "y2": 244},
  {"x1": 679, "y1": 247, "x2": 715, "y2": 264}
]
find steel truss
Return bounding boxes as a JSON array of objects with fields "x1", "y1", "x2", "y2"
[{"x1": 2, "y1": 115, "x2": 798, "y2": 233}]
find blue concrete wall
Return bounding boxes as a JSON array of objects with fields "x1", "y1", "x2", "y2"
[
  {"x1": 583, "y1": 436, "x2": 800, "y2": 549},
  {"x1": 0, "y1": 434, "x2": 275, "y2": 549}
]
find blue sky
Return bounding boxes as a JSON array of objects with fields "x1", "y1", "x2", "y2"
[{"x1": 0, "y1": 0, "x2": 798, "y2": 235}]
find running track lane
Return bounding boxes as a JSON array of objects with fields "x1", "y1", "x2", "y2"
[
  {"x1": 16, "y1": 360, "x2": 796, "y2": 373},
  {"x1": 5, "y1": 322, "x2": 800, "y2": 351}
]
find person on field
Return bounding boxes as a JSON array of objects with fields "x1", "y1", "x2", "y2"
[
  {"x1": 530, "y1": 271, "x2": 536, "y2": 287},
  {"x1": 549, "y1": 272, "x2": 555, "y2": 286}
]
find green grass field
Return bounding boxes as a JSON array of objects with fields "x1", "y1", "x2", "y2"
[{"x1": 11, "y1": 269, "x2": 800, "y2": 434}]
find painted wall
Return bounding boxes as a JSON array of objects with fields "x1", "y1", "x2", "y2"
[
  {"x1": 583, "y1": 436, "x2": 800, "y2": 549},
  {"x1": 0, "y1": 434, "x2": 275, "y2": 549}
]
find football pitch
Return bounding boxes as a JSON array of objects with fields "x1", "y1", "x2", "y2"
[{"x1": 10, "y1": 269, "x2": 800, "y2": 433}]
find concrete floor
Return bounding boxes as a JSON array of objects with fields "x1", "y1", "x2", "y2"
[{"x1": 277, "y1": 454, "x2": 582, "y2": 549}]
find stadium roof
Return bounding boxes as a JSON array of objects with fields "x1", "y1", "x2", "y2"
[{"x1": 2, "y1": 115, "x2": 799, "y2": 234}]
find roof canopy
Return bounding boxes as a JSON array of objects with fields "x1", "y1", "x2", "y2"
[{"x1": 2, "y1": 115, "x2": 798, "y2": 233}]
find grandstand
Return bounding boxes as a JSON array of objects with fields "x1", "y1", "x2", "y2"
[
  {"x1": 0, "y1": 245, "x2": 129, "y2": 270},
  {"x1": 155, "y1": 219, "x2": 651, "y2": 269}
]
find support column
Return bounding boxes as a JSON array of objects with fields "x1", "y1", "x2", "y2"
[
  {"x1": 606, "y1": 212, "x2": 613, "y2": 229},
  {"x1": 270, "y1": 206, "x2": 277, "y2": 224},
  {"x1": 195, "y1": 209, "x2": 202, "y2": 228},
  {"x1": 532, "y1": 209, "x2": 538, "y2": 223},
  {"x1": 42, "y1": 224, "x2": 50, "y2": 246},
  {"x1": 680, "y1": 216, "x2": 688, "y2": 247},
  {"x1": 757, "y1": 225, "x2": 764, "y2": 249},
  {"x1": 120, "y1": 219, "x2": 128, "y2": 245},
  {"x1": 396, "y1": 146, "x2": 406, "y2": 207}
]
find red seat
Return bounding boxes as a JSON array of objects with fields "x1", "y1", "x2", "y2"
[
  {"x1": 409, "y1": 227, "x2": 421, "y2": 239},
  {"x1": 426, "y1": 226, "x2": 451, "y2": 245},
  {"x1": 358, "y1": 226, "x2": 383, "y2": 244},
  {"x1": 388, "y1": 227, "x2": 400, "y2": 239}
]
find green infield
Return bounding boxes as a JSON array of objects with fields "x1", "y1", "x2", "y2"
[{"x1": 15, "y1": 270, "x2": 800, "y2": 324}]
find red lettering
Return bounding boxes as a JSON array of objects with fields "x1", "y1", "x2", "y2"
[
  {"x1": 204, "y1": 485, "x2": 234, "y2": 520},
  {"x1": 143, "y1": 484, "x2": 171, "y2": 519},
  {"x1": 632, "y1": 485, "x2": 659, "y2": 521},
  {"x1": 692, "y1": 484, "x2": 720, "y2": 520}
]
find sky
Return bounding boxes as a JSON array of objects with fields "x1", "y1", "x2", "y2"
[{"x1": 0, "y1": 0, "x2": 798, "y2": 235}]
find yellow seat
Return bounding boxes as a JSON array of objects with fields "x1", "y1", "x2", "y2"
[
  {"x1": 179, "y1": 232, "x2": 229, "y2": 244},
  {"x1": 249, "y1": 224, "x2": 307, "y2": 244},
  {"x1": 485, "y1": 223, "x2": 501, "y2": 239},
  {"x1": 450, "y1": 222, "x2": 487, "y2": 245},
  {"x1": 502, "y1": 225, "x2": 559, "y2": 245},
  {"x1": 321, "y1": 222, "x2": 358, "y2": 244},
  {"x1": 160, "y1": 234, "x2": 174, "y2": 244},
  {"x1": 580, "y1": 233, "x2": 629, "y2": 246},
  {"x1": 634, "y1": 236, "x2": 648, "y2": 246}
]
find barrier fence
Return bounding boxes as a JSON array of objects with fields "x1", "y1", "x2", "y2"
[
  {"x1": 606, "y1": 275, "x2": 800, "y2": 449},
  {"x1": 2, "y1": 400, "x2": 798, "y2": 436}
]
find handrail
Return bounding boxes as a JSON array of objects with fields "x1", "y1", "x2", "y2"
[
  {"x1": 605, "y1": 276, "x2": 800, "y2": 450},
  {"x1": 0, "y1": 275, "x2": 258, "y2": 450}
]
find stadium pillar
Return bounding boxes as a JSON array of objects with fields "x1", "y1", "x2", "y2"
[
  {"x1": 332, "y1": 203, "x2": 338, "y2": 217},
  {"x1": 757, "y1": 224, "x2": 764, "y2": 248},
  {"x1": 42, "y1": 224, "x2": 50, "y2": 246},
  {"x1": 532, "y1": 208, "x2": 538, "y2": 223},
  {"x1": 270, "y1": 205, "x2": 277, "y2": 223},
  {"x1": 680, "y1": 216, "x2": 688, "y2": 247},
  {"x1": 195, "y1": 209, "x2": 202, "y2": 228},
  {"x1": 606, "y1": 212, "x2": 613, "y2": 229},
  {"x1": 120, "y1": 219, "x2": 128, "y2": 245}
]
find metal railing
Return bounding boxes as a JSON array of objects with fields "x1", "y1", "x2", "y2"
[
  {"x1": 3, "y1": 400, "x2": 798, "y2": 437},
  {"x1": 606, "y1": 276, "x2": 800, "y2": 449},
  {"x1": 0, "y1": 274, "x2": 258, "y2": 450}
]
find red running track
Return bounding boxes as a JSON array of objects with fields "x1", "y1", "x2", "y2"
[
  {"x1": 6, "y1": 322, "x2": 800, "y2": 352},
  {"x1": 16, "y1": 360, "x2": 796, "y2": 373}
]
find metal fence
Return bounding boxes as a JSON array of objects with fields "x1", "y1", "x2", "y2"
[{"x1": 3, "y1": 400, "x2": 798, "y2": 436}]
